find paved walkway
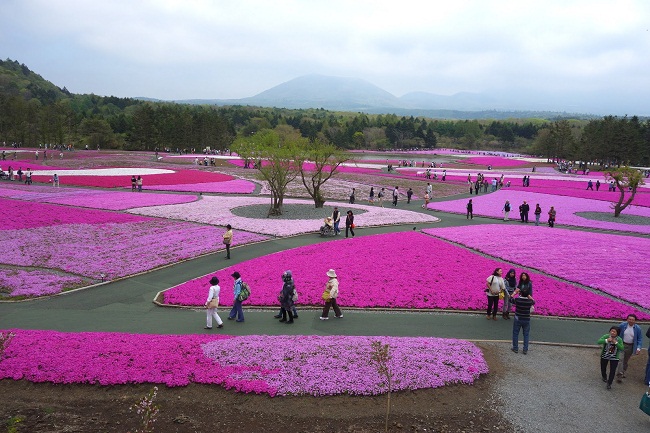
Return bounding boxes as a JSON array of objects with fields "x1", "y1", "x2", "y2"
[{"x1": 0, "y1": 206, "x2": 634, "y2": 347}]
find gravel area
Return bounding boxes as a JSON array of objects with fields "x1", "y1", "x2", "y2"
[
  {"x1": 576, "y1": 211, "x2": 650, "y2": 225},
  {"x1": 485, "y1": 342, "x2": 650, "y2": 432},
  {"x1": 231, "y1": 203, "x2": 368, "y2": 219}
]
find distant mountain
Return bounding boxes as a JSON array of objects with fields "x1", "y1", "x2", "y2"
[
  {"x1": 0, "y1": 59, "x2": 70, "y2": 103},
  {"x1": 178, "y1": 74, "x2": 559, "y2": 117}
]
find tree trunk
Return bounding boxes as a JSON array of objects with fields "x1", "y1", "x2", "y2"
[{"x1": 313, "y1": 188, "x2": 325, "y2": 208}]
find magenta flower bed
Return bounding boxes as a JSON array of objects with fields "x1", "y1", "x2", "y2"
[
  {"x1": 148, "y1": 179, "x2": 256, "y2": 194},
  {"x1": 463, "y1": 156, "x2": 529, "y2": 167},
  {"x1": 509, "y1": 182, "x2": 650, "y2": 207},
  {"x1": 426, "y1": 189, "x2": 650, "y2": 234},
  {"x1": 163, "y1": 232, "x2": 648, "y2": 320},
  {"x1": 424, "y1": 225, "x2": 650, "y2": 309},
  {"x1": 0, "y1": 197, "x2": 150, "y2": 230},
  {"x1": 32, "y1": 169, "x2": 234, "y2": 188},
  {"x1": 0, "y1": 330, "x2": 487, "y2": 396},
  {"x1": 1, "y1": 160, "x2": 64, "y2": 171},
  {"x1": 0, "y1": 269, "x2": 89, "y2": 297}
]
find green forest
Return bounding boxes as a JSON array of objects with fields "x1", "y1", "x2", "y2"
[{"x1": 1, "y1": 58, "x2": 649, "y2": 166}]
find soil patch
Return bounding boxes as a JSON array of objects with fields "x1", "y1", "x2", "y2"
[{"x1": 0, "y1": 343, "x2": 509, "y2": 433}]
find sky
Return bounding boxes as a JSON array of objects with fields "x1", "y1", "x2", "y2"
[{"x1": 1, "y1": 0, "x2": 649, "y2": 115}]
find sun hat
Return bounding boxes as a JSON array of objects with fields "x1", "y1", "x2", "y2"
[
  {"x1": 209, "y1": 276, "x2": 219, "y2": 285},
  {"x1": 326, "y1": 269, "x2": 337, "y2": 278},
  {"x1": 231, "y1": 271, "x2": 241, "y2": 279}
]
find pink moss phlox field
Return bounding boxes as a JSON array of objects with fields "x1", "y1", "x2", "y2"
[
  {"x1": 203, "y1": 335, "x2": 488, "y2": 396},
  {"x1": 0, "y1": 268, "x2": 89, "y2": 297},
  {"x1": 0, "y1": 197, "x2": 150, "y2": 230},
  {"x1": 0, "y1": 330, "x2": 487, "y2": 396},
  {"x1": 424, "y1": 225, "x2": 650, "y2": 309},
  {"x1": 1, "y1": 160, "x2": 65, "y2": 171},
  {"x1": 32, "y1": 169, "x2": 234, "y2": 188},
  {"x1": 228, "y1": 159, "x2": 381, "y2": 174},
  {"x1": 509, "y1": 183, "x2": 650, "y2": 207},
  {"x1": 462, "y1": 157, "x2": 529, "y2": 168},
  {"x1": 130, "y1": 196, "x2": 439, "y2": 236},
  {"x1": 162, "y1": 232, "x2": 649, "y2": 320},
  {"x1": 147, "y1": 179, "x2": 256, "y2": 194},
  {"x1": 426, "y1": 189, "x2": 650, "y2": 234}
]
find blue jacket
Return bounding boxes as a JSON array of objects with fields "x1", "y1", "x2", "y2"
[
  {"x1": 618, "y1": 322, "x2": 643, "y2": 353},
  {"x1": 233, "y1": 278, "x2": 242, "y2": 298}
]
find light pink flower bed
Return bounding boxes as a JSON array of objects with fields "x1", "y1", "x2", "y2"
[
  {"x1": 228, "y1": 159, "x2": 381, "y2": 174},
  {"x1": 0, "y1": 269, "x2": 90, "y2": 297},
  {"x1": 162, "y1": 232, "x2": 648, "y2": 320},
  {"x1": 427, "y1": 189, "x2": 650, "y2": 234},
  {"x1": 147, "y1": 179, "x2": 256, "y2": 194},
  {"x1": 129, "y1": 196, "x2": 439, "y2": 236},
  {"x1": 0, "y1": 330, "x2": 487, "y2": 396},
  {"x1": 0, "y1": 186, "x2": 198, "y2": 210},
  {"x1": 423, "y1": 225, "x2": 650, "y2": 309}
]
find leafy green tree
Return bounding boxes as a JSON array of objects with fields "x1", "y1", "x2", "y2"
[
  {"x1": 294, "y1": 138, "x2": 348, "y2": 208},
  {"x1": 232, "y1": 128, "x2": 300, "y2": 216},
  {"x1": 605, "y1": 166, "x2": 645, "y2": 217}
]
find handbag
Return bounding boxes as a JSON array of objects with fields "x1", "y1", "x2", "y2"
[
  {"x1": 499, "y1": 291, "x2": 505, "y2": 300},
  {"x1": 641, "y1": 387, "x2": 650, "y2": 416},
  {"x1": 207, "y1": 297, "x2": 219, "y2": 309},
  {"x1": 351, "y1": 223, "x2": 356, "y2": 229}
]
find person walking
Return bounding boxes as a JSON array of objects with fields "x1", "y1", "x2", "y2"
[
  {"x1": 368, "y1": 187, "x2": 375, "y2": 204},
  {"x1": 406, "y1": 188, "x2": 413, "y2": 204},
  {"x1": 503, "y1": 200, "x2": 511, "y2": 221},
  {"x1": 222, "y1": 224, "x2": 233, "y2": 259},
  {"x1": 616, "y1": 314, "x2": 643, "y2": 383},
  {"x1": 277, "y1": 270, "x2": 296, "y2": 324},
  {"x1": 349, "y1": 188, "x2": 356, "y2": 204},
  {"x1": 466, "y1": 199, "x2": 473, "y2": 219},
  {"x1": 521, "y1": 201, "x2": 530, "y2": 223},
  {"x1": 52, "y1": 173, "x2": 59, "y2": 187},
  {"x1": 320, "y1": 269, "x2": 342, "y2": 320},
  {"x1": 596, "y1": 180, "x2": 601, "y2": 191},
  {"x1": 204, "y1": 276, "x2": 224, "y2": 330},
  {"x1": 332, "y1": 207, "x2": 341, "y2": 235},
  {"x1": 426, "y1": 182, "x2": 433, "y2": 198},
  {"x1": 227, "y1": 271, "x2": 245, "y2": 322},
  {"x1": 273, "y1": 270, "x2": 298, "y2": 320},
  {"x1": 392, "y1": 186, "x2": 399, "y2": 206},
  {"x1": 131, "y1": 175, "x2": 137, "y2": 192},
  {"x1": 598, "y1": 326, "x2": 624, "y2": 390},
  {"x1": 587, "y1": 180, "x2": 594, "y2": 190},
  {"x1": 378, "y1": 188, "x2": 384, "y2": 207},
  {"x1": 502, "y1": 269, "x2": 517, "y2": 320},
  {"x1": 534, "y1": 204, "x2": 542, "y2": 226},
  {"x1": 548, "y1": 206, "x2": 556, "y2": 227},
  {"x1": 422, "y1": 192, "x2": 430, "y2": 209},
  {"x1": 645, "y1": 327, "x2": 650, "y2": 386},
  {"x1": 511, "y1": 286, "x2": 535, "y2": 354},
  {"x1": 485, "y1": 268, "x2": 505, "y2": 321},
  {"x1": 345, "y1": 210, "x2": 355, "y2": 238}
]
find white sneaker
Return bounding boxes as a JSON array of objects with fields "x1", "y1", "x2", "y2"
[
  {"x1": 335, "y1": 315, "x2": 343, "y2": 318},
  {"x1": 319, "y1": 317, "x2": 329, "y2": 320}
]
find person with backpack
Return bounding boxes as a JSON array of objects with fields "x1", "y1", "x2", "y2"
[
  {"x1": 276, "y1": 270, "x2": 297, "y2": 324},
  {"x1": 227, "y1": 271, "x2": 245, "y2": 322},
  {"x1": 320, "y1": 269, "x2": 342, "y2": 320}
]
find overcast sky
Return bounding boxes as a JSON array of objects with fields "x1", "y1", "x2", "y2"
[{"x1": 2, "y1": 0, "x2": 649, "y2": 115}]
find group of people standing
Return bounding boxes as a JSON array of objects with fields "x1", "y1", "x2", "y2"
[
  {"x1": 130, "y1": 175, "x2": 143, "y2": 192},
  {"x1": 485, "y1": 268, "x2": 535, "y2": 354},
  {"x1": 203, "y1": 268, "x2": 344, "y2": 329},
  {"x1": 501, "y1": 200, "x2": 556, "y2": 227}
]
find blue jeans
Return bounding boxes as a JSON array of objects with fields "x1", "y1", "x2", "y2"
[
  {"x1": 512, "y1": 316, "x2": 531, "y2": 351},
  {"x1": 229, "y1": 299, "x2": 244, "y2": 321},
  {"x1": 334, "y1": 221, "x2": 340, "y2": 234},
  {"x1": 645, "y1": 353, "x2": 650, "y2": 385}
]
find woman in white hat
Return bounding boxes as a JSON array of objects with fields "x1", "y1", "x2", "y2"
[{"x1": 320, "y1": 269, "x2": 342, "y2": 320}]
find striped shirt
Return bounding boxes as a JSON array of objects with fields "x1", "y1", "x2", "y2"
[{"x1": 513, "y1": 297, "x2": 535, "y2": 320}]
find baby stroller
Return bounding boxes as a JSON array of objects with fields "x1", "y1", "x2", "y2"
[{"x1": 319, "y1": 217, "x2": 336, "y2": 237}]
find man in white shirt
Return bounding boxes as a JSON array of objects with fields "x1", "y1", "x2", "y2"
[{"x1": 616, "y1": 314, "x2": 643, "y2": 382}]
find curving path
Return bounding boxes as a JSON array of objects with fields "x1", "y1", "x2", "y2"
[{"x1": 1, "y1": 203, "x2": 638, "y2": 347}]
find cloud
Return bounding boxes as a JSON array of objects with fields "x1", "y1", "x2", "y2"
[{"x1": 1, "y1": 0, "x2": 649, "y2": 113}]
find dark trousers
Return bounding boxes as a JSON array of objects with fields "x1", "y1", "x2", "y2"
[
  {"x1": 645, "y1": 354, "x2": 650, "y2": 385},
  {"x1": 486, "y1": 295, "x2": 499, "y2": 317},
  {"x1": 601, "y1": 358, "x2": 619, "y2": 385},
  {"x1": 467, "y1": 210, "x2": 473, "y2": 219},
  {"x1": 512, "y1": 317, "x2": 531, "y2": 351},
  {"x1": 345, "y1": 224, "x2": 355, "y2": 237},
  {"x1": 321, "y1": 298, "x2": 342, "y2": 318},
  {"x1": 225, "y1": 243, "x2": 231, "y2": 259}
]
